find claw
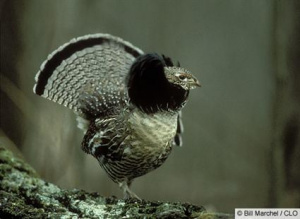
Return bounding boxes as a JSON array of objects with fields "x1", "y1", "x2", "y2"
[{"x1": 119, "y1": 181, "x2": 141, "y2": 201}]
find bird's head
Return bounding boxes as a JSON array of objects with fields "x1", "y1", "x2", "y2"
[
  {"x1": 164, "y1": 66, "x2": 201, "y2": 90},
  {"x1": 126, "y1": 53, "x2": 200, "y2": 114}
]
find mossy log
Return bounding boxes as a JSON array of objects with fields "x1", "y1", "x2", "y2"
[{"x1": 0, "y1": 145, "x2": 232, "y2": 218}]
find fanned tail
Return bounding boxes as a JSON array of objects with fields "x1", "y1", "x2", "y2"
[{"x1": 33, "y1": 33, "x2": 144, "y2": 116}]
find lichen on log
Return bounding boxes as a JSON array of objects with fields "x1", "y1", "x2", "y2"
[{"x1": 0, "y1": 145, "x2": 232, "y2": 218}]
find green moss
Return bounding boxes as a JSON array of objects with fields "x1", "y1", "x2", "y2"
[
  {"x1": 0, "y1": 145, "x2": 232, "y2": 218},
  {"x1": 0, "y1": 147, "x2": 37, "y2": 177}
]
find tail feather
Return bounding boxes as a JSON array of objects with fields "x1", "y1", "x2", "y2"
[{"x1": 34, "y1": 33, "x2": 143, "y2": 115}]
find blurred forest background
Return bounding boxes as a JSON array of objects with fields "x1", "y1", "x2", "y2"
[{"x1": 1, "y1": 0, "x2": 299, "y2": 213}]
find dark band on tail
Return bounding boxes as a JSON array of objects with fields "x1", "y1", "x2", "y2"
[{"x1": 35, "y1": 36, "x2": 142, "y2": 96}]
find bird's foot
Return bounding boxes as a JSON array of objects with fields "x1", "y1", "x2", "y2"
[
  {"x1": 124, "y1": 189, "x2": 141, "y2": 201},
  {"x1": 119, "y1": 181, "x2": 141, "y2": 201}
]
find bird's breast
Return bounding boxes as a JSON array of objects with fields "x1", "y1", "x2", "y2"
[{"x1": 128, "y1": 109, "x2": 178, "y2": 149}]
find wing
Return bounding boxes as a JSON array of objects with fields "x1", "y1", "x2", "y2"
[
  {"x1": 81, "y1": 115, "x2": 128, "y2": 161},
  {"x1": 34, "y1": 33, "x2": 144, "y2": 118}
]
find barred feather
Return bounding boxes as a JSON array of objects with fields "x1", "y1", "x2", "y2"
[{"x1": 34, "y1": 33, "x2": 143, "y2": 118}]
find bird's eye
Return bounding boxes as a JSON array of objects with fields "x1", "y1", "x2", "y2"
[{"x1": 179, "y1": 75, "x2": 185, "y2": 80}]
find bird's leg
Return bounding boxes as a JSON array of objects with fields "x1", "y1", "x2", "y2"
[{"x1": 119, "y1": 180, "x2": 141, "y2": 201}]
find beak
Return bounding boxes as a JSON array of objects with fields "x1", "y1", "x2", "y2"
[
  {"x1": 194, "y1": 79, "x2": 201, "y2": 87},
  {"x1": 189, "y1": 78, "x2": 201, "y2": 89}
]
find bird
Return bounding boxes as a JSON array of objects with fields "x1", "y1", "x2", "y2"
[{"x1": 33, "y1": 33, "x2": 200, "y2": 200}]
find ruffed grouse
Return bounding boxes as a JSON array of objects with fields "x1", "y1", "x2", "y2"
[{"x1": 33, "y1": 33, "x2": 200, "y2": 199}]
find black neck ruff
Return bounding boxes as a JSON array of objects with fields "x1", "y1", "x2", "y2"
[{"x1": 126, "y1": 53, "x2": 189, "y2": 114}]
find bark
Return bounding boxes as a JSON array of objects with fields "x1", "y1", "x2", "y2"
[
  {"x1": 0, "y1": 145, "x2": 232, "y2": 219},
  {"x1": 269, "y1": 0, "x2": 300, "y2": 207}
]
